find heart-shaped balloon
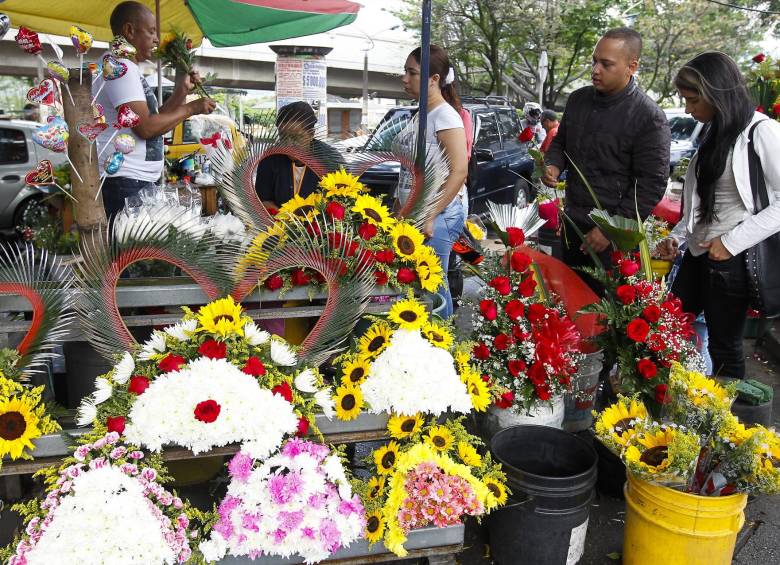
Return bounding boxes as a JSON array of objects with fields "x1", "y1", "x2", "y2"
[
  {"x1": 27, "y1": 79, "x2": 58, "y2": 106},
  {"x1": 0, "y1": 14, "x2": 10, "y2": 41},
  {"x1": 105, "y1": 151, "x2": 124, "y2": 175},
  {"x1": 114, "y1": 104, "x2": 140, "y2": 128},
  {"x1": 46, "y1": 61, "x2": 69, "y2": 83},
  {"x1": 24, "y1": 160, "x2": 55, "y2": 186},
  {"x1": 69, "y1": 25, "x2": 92, "y2": 55},
  {"x1": 78, "y1": 121, "x2": 108, "y2": 143},
  {"x1": 32, "y1": 117, "x2": 69, "y2": 153},
  {"x1": 114, "y1": 133, "x2": 136, "y2": 154},
  {"x1": 102, "y1": 54, "x2": 127, "y2": 81},
  {"x1": 92, "y1": 103, "x2": 105, "y2": 120},
  {"x1": 16, "y1": 26, "x2": 42, "y2": 55},
  {"x1": 110, "y1": 34, "x2": 136, "y2": 59}
]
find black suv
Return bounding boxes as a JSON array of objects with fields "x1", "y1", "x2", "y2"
[{"x1": 350, "y1": 96, "x2": 535, "y2": 215}]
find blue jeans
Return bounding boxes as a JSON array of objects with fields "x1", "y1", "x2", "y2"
[
  {"x1": 427, "y1": 199, "x2": 466, "y2": 318},
  {"x1": 102, "y1": 177, "x2": 156, "y2": 220}
]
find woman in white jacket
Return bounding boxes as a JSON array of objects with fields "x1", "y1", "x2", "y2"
[{"x1": 658, "y1": 51, "x2": 780, "y2": 379}]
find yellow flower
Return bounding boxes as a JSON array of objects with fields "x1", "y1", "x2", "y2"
[
  {"x1": 320, "y1": 169, "x2": 365, "y2": 198},
  {"x1": 425, "y1": 425, "x2": 454, "y2": 452},
  {"x1": 626, "y1": 428, "x2": 676, "y2": 474},
  {"x1": 342, "y1": 357, "x2": 370, "y2": 385},
  {"x1": 390, "y1": 223, "x2": 425, "y2": 258},
  {"x1": 684, "y1": 371, "x2": 732, "y2": 406},
  {"x1": 454, "y1": 349, "x2": 471, "y2": 371},
  {"x1": 366, "y1": 476, "x2": 385, "y2": 500},
  {"x1": 277, "y1": 192, "x2": 323, "y2": 221},
  {"x1": 457, "y1": 441, "x2": 482, "y2": 467},
  {"x1": 465, "y1": 220, "x2": 485, "y2": 240},
  {"x1": 0, "y1": 395, "x2": 42, "y2": 460},
  {"x1": 158, "y1": 32, "x2": 177, "y2": 53},
  {"x1": 464, "y1": 371, "x2": 491, "y2": 412},
  {"x1": 422, "y1": 322, "x2": 454, "y2": 349},
  {"x1": 484, "y1": 477, "x2": 508, "y2": 509},
  {"x1": 387, "y1": 413, "x2": 423, "y2": 439},
  {"x1": 595, "y1": 397, "x2": 648, "y2": 447},
  {"x1": 196, "y1": 296, "x2": 246, "y2": 338},
  {"x1": 374, "y1": 441, "x2": 400, "y2": 474},
  {"x1": 388, "y1": 297, "x2": 428, "y2": 330},
  {"x1": 351, "y1": 194, "x2": 394, "y2": 229},
  {"x1": 358, "y1": 322, "x2": 392, "y2": 358},
  {"x1": 414, "y1": 246, "x2": 445, "y2": 293},
  {"x1": 365, "y1": 510, "x2": 386, "y2": 543},
  {"x1": 334, "y1": 383, "x2": 363, "y2": 421}
]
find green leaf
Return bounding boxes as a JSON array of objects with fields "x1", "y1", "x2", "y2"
[
  {"x1": 607, "y1": 552, "x2": 622, "y2": 560},
  {"x1": 589, "y1": 209, "x2": 645, "y2": 252}
]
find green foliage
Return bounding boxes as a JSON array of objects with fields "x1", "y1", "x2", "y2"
[{"x1": 15, "y1": 198, "x2": 80, "y2": 256}]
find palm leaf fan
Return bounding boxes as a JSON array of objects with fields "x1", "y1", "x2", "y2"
[
  {"x1": 486, "y1": 201, "x2": 547, "y2": 245},
  {"x1": 588, "y1": 209, "x2": 645, "y2": 252}
]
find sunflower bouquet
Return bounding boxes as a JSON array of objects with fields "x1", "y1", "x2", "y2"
[
  {"x1": 331, "y1": 293, "x2": 490, "y2": 420},
  {"x1": 154, "y1": 31, "x2": 211, "y2": 99},
  {"x1": 0, "y1": 375, "x2": 59, "y2": 466},
  {"x1": 355, "y1": 416, "x2": 507, "y2": 556},
  {"x1": 247, "y1": 170, "x2": 445, "y2": 297},
  {"x1": 76, "y1": 296, "x2": 333, "y2": 460}
]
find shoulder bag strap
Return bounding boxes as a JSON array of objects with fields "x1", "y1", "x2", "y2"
[{"x1": 747, "y1": 122, "x2": 770, "y2": 213}]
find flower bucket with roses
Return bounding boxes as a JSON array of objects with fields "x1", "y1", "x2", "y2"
[{"x1": 746, "y1": 52, "x2": 780, "y2": 120}]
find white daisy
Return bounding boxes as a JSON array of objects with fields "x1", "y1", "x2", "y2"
[
  {"x1": 270, "y1": 339, "x2": 297, "y2": 366},
  {"x1": 314, "y1": 389, "x2": 335, "y2": 419},
  {"x1": 76, "y1": 397, "x2": 97, "y2": 427},
  {"x1": 294, "y1": 369, "x2": 318, "y2": 393},
  {"x1": 164, "y1": 319, "x2": 197, "y2": 342},
  {"x1": 113, "y1": 352, "x2": 134, "y2": 385},
  {"x1": 93, "y1": 377, "x2": 113, "y2": 405},
  {"x1": 244, "y1": 322, "x2": 270, "y2": 346},
  {"x1": 138, "y1": 331, "x2": 167, "y2": 361}
]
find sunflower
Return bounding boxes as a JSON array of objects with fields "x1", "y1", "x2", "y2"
[
  {"x1": 0, "y1": 395, "x2": 41, "y2": 460},
  {"x1": 334, "y1": 382, "x2": 363, "y2": 421},
  {"x1": 388, "y1": 297, "x2": 429, "y2": 330},
  {"x1": 484, "y1": 477, "x2": 508, "y2": 508},
  {"x1": 684, "y1": 372, "x2": 732, "y2": 407},
  {"x1": 464, "y1": 371, "x2": 491, "y2": 412},
  {"x1": 414, "y1": 246, "x2": 445, "y2": 293},
  {"x1": 422, "y1": 321, "x2": 454, "y2": 350},
  {"x1": 358, "y1": 322, "x2": 392, "y2": 358},
  {"x1": 390, "y1": 223, "x2": 425, "y2": 258},
  {"x1": 365, "y1": 510, "x2": 386, "y2": 543},
  {"x1": 320, "y1": 169, "x2": 365, "y2": 198},
  {"x1": 352, "y1": 195, "x2": 394, "y2": 229},
  {"x1": 387, "y1": 413, "x2": 424, "y2": 439},
  {"x1": 374, "y1": 441, "x2": 400, "y2": 475},
  {"x1": 457, "y1": 441, "x2": 482, "y2": 467},
  {"x1": 196, "y1": 296, "x2": 246, "y2": 338},
  {"x1": 366, "y1": 476, "x2": 385, "y2": 500},
  {"x1": 454, "y1": 349, "x2": 471, "y2": 372},
  {"x1": 626, "y1": 428, "x2": 676, "y2": 474},
  {"x1": 342, "y1": 357, "x2": 371, "y2": 385},
  {"x1": 277, "y1": 192, "x2": 323, "y2": 221},
  {"x1": 425, "y1": 425, "x2": 454, "y2": 452},
  {"x1": 596, "y1": 398, "x2": 648, "y2": 447},
  {"x1": 238, "y1": 223, "x2": 286, "y2": 274}
]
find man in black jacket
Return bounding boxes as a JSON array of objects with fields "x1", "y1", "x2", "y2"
[{"x1": 543, "y1": 28, "x2": 670, "y2": 290}]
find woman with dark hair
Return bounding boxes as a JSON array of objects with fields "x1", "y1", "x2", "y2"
[
  {"x1": 400, "y1": 44, "x2": 469, "y2": 317},
  {"x1": 657, "y1": 51, "x2": 780, "y2": 378}
]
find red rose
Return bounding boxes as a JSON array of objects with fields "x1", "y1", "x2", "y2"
[
  {"x1": 296, "y1": 416, "x2": 310, "y2": 437},
  {"x1": 504, "y1": 299, "x2": 524, "y2": 320},
  {"x1": 494, "y1": 333, "x2": 513, "y2": 351},
  {"x1": 518, "y1": 127, "x2": 534, "y2": 143},
  {"x1": 527, "y1": 303, "x2": 547, "y2": 324},
  {"x1": 626, "y1": 318, "x2": 651, "y2": 342},
  {"x1": 242, "y1": 356, "x2": 266, "y2": 377},
  {"x1": 635, "y1": 281, "x2": 653, "y2": 298},
  {"x1": 271, "y1": 381, "x2": 293, "y2": 402},
  {"x1": 479, "y1": 299, "x2": 498, "y2": 321},
  {"x1": 158, "y1": 353, "x2": 186, "y2": 373},
  {"x1": 528, "y1": 361, "x2": 547, "y2": 385},
  {"x1": 619, "y1": 260, "x2": 640, "y2": 277},
  {"x1": 494, "y1": 391, "x2": 515, "y2": 409},
  {"x1": 374, "y1": 270, "x2": 389, "y2": 285},
  {"x1": 647, "y1": 333, "x2": 666, "y2": 353},
  {"x1": 264, "y1": 274, "x2": 284, "y2": 291},
  {"x1": 655, "y1": 383, "x2": 670, "y2": 404},
  {"x1": 488, "y1": 276, "x2": 512, "y2": 296},
  {"x1": 773, "y1": 103, "x2": 780, "y2": 117},
  {"x1": 637, "y1": 358, "x2": 657, "y2": 380},
  {"x1": 194, "y1": 399, "x2": 221, "y2": 423},
  {"x1": 518, "y1": 277, "x2": 537, "y2": 298},
  {"x1": 291, "y1": 268, "x2": 310, "y2": 286},
  {"x1": 358, "y1": 222, "x2": 378, "y2": 240},
  {"x1": 610, "y1": 251, "x2": 624, "y2": 264},
  {"x1": 510, "y1": 251, "x2": 532, "y2": 272},
  {"x1": 376, "y1": 249, "x2": 396, "y2": 264},
  {"x1": 473, "y1": 342, "x2": 490, "y2": 360},
  {"x1": 305, "y1": 222, "x2": 321, "y2": 237},
  {"x1": 616, "y1": 284, "x2": 636, "y2": 305},
  {"x1": 198, "y1": 339, "x2": 227, "y2": 360},
  {"x1": 757, "y1": 105, "x2": 765, "y2": 114},
  {"x1": 642, "y1": 305, "x2": 661, "y2": 323},
  {"x1": 128, "y1": 375, "x2": 150, "y2": 395},
  {"x1": 508, "y1": 359, "x2": 526, "y2": 377},
  {"x1": 506, "y1": 227, "x2": 525, "y2": 247},
  {"x1": 396, "y1": 267, "x2": 416, "y2": 284},
  {"x1": 534, "y1": 384, "x2": 552, "y2": 401},
  {"x1": 356, "y1": 249, "x2": 375, "y2": 270},
  {"x1": 511, "y1": 325, "x2": 528, "y2": 340},
  {"x1": 753, "y1": 53, "x2": 766, "y2": 63},
  {"x1": 106, "y1": 416, "x2": 126, "y2": 434},
  {"x1": 325, "y1": 201, "x2": 345, "y2": 220}
]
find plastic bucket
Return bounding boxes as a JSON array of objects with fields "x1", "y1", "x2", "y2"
[
  {"x1": 594, "y1": 437, "x2": 626, "y2": 499},
  {"x1": 623, "y1": 473, "x2": 747, "y2": 565},
  {"x1": 537, "y1": 227, "x2": 562, "y2": 260},
  {"x1": 431, "y1": 292, "x2": 447, "y2": 318},
  {"x1": 483, "y1": 396, "x2": 565, "y2": 438},
  {"x1": 651, "y1": 259, "x2": 673, "y2": 278},
  {"x1": 488, "y1": 425, "x2": 598, "y2": 565},
  {"x1": 564, "y1": 351, "x2": 604, "y2": 432}
]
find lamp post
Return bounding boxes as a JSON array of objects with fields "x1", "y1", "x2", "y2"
[{"x1": 356, "y1": 25, "x2": 400, "y2": 133}]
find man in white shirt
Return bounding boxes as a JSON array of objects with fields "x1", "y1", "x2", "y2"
[{"x1": 94, "y1": 1, "x2": 215, "y2": 219}]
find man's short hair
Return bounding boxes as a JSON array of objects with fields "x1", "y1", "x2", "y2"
[
  {"x1": 541, "y1": 109, "x2": 558, "y2": 123},
  {"x1": 277, "y1": 101, "x2": 317, "y2": 131},
  {"x1": 110, "y1": 1, "x2": 152, "y2": 36},
  {"x1": 602, "y1": 27, "x2": 642, "y2": 60},
  {"x1": 23, "y1": 103, "x2": 36, "y2": 111}
]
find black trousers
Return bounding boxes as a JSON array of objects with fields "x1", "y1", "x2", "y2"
[
  {"x1": 560, "y1": 223, "x2": 612, "y2": 296},
  {"x1": 671, "y1": 250, "x2": 749, "y2": 379}
]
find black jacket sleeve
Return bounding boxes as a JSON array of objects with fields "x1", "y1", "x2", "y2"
[
  {"x1": 255, "y1": 158, "x2": 278, "y2": 204},
  {"x1": 544, "y1": 102, "x2": 569, "y2": 172}
]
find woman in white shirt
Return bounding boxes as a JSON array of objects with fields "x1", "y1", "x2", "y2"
[
  {"x1": 400, "y1": 44, "x2": 469, "y2": 318},
  {"x1": 658, "y1": 51, "x2": 780, "y2": 379}
]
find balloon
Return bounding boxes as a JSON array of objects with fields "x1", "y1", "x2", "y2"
[
  {"x1": 92, "y1": 103, "x2": 105, "y2": 121},
  {"x1": 15, "y1": 26, "x2": 41, "y2": 55},
  {"x1": 26, "y1": 79, "x2": 58, "y2": 106},
  {"x1": 0, "y1": 14, "x2": 10, "y2": 41},
  {"x1": 24, "y1": 160, "x2": 55, "y2": 186},
  {"x1": 32, "y1": 117, "x2": 69, "y2": 154},
  {"x1": 110, "y1": 35, "x2": 136, "y2": 59},
  {"x1": 114, "y1": 134, "x2": 136, "y2": 155},
  {"x1": 114, "y1": 104, "x2": 140, "y2": 128},
  {"x1": 69, "y1": 25, "x2": 92, "y2": 55},
  {"x1": 105, "y1": 152, "x2": 125, "y2": 175},
  {"x1": 102, "y1": 54, "x2": 128, "y2": 81},
  {"x1": 78, "y1": 121, "x2": 108, "y2": 143},
  {"x1": 46, "y1": 61, "x2": 69, "y2": 83}
]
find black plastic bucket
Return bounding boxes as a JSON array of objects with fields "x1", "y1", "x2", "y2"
[
  {"x1": 537, "y1": 227, "x2": 562, "y2": 260},
  {"x1": 488, "y1": 425, "x2": 598, "y2": 565}
]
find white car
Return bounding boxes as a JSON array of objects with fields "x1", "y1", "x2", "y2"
[{"x1": 664, "y1": 108, "x2": 706, "y2": 178}]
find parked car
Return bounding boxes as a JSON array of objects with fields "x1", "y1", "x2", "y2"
[
  {"x1": 0, "y1": 120, "x2": 67, "y2": 233},
  {"x1": 665, "y1": 108, "x2": 705, "y2": 178},
  {"x1": 351, "y1": 97, "x2": 535, "y2": 215}
]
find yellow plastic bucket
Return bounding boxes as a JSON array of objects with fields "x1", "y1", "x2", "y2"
[
  {"x1": 623, "y1": 473, "x2": 747, "y2": 565},
  {"x1": 651, "y1": 259, "x2": 673, "y2": 278}
]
